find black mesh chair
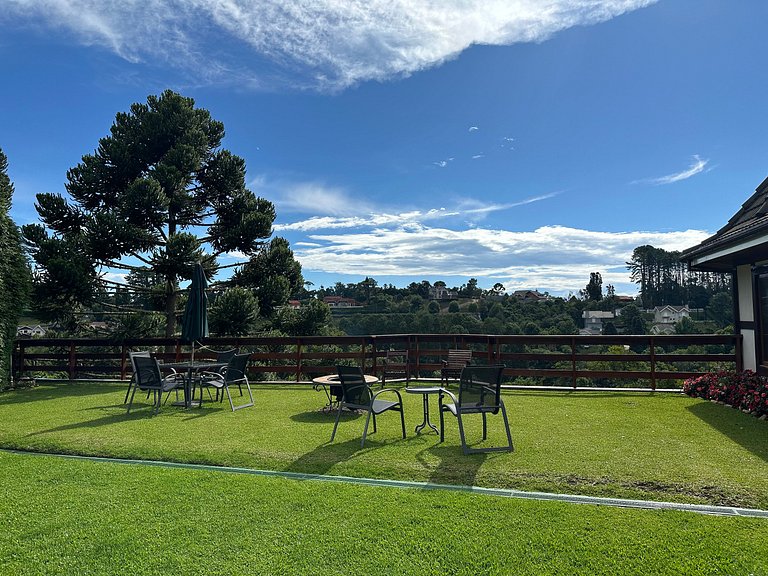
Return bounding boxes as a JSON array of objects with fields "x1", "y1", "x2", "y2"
[
  {"x1": 439, "y1": 365, "x2": 513, "y2": 455},
  {"x1": 127, "y1": 356, "x2": 182, "y2": 415},
  {"x1": 125, "y1": 350, "x2": 150, "y2": 404},
  {"x1": 330, "y1": 365, "x2": 406, "y2": 448},
  {"x1": 200, "y1": 353, "x2": 254, "y2": 411}
]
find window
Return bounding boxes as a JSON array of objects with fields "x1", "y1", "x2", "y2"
[{"x1": 755, "y1": 267, "x2": 768, "y2": 369}]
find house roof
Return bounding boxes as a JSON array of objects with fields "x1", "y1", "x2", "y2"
[
  {"x1": 582, "y1": 311, "x2": 614, "y2": 319},
  {"x1": 681, "y1": 175, "x2": 768, "y2": 271}
]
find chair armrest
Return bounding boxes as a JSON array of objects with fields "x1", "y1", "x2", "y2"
[
  {"x1": 371, "y1": 387, "x2": 403, "y2": 403},
  {"x1": 199, "y1": 372, "x2": 225, "y2": 384},
  {"x1": 438, "y1": 388, "x2": 459, "y2": 405},
  {"x1": 441, "y1": 359, "x2": 449, "y2": 367}
]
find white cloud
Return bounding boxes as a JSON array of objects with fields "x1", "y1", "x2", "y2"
[
  {"x1": 434, "y1": 157, "x2": 455, "y2": 168},
  {"x1": 468, "y1": 126, "x2": 479, "y2": 132},
  {"x1": 6, "y1": 0, "x2": 659, "y2": 90},
  {"x1": 472, "y1": 154, "x2": 485, "y2": 159},
  {"x1": 275, "y1": 193, "x2": 559, "y2": 231},
  {"x1": 636, "y1": 155, "x2": 712, "y2": 186},
  {"x1": 290, "y1": 224, "x2": 709, "y2": 294}
]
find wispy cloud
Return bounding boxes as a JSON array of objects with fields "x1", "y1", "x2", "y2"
[
  {"x1": 472, "y1": 154, "x2": 485, "y2": 159},
  {"x1": 291, "y1": 225, "x2": 709, "y2": 293},
  {"x1": 636, "y1": 155, "x2": 712, "y2": 186},
  {"x1": 275, "y1": 192, "x2": 561, "y2": 232},
  {"x1": 6, "y1": 0, "x2": 659, "y2": 90},
  {"x1": 434, "y1": 157, "x2": 454, "y2": 168},
  {"x1": 468, "y1": 126, "x2": 479, "y2": 132}
]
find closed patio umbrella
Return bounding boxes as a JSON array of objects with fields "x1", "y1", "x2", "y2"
[{"x1": 182, "y1": 262, "x2": 209, "y2": 362}]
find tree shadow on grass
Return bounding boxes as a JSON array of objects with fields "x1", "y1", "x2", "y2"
[
  {"x1": 24, "y1": 403, "x2": 217, "y2": 436},
  {"x1": 687, "y1": 401, "x2": 768, "y2": 463},
  {"x1": 0, "y1": 382, "x2": 122, "y2": 405}
]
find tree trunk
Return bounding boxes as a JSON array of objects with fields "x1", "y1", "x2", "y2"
[{"x1": 165, "y1": 273, "x2": 177, "y2": 338}]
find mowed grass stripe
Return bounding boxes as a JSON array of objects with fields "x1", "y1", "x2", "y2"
[
  {"x1": 6, "y1": 448, "x2": 768, "y2": 519},
  {"x1": 2, "y1": 451, "x2": 768, "y2": 576}
]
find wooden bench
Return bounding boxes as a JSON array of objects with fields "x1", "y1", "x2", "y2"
[
  {"x1": 440, "y1": 349, "x2": 472, "y2": 384},
  {"x1": 380, "y1": 350, "x2": 411, "y2": 386}
]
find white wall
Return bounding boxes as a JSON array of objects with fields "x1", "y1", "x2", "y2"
[{"x1": 737, "y1": 264, "x2": 756, "y2": 371}]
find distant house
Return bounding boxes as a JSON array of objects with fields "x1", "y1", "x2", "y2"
[
  {"x1": 615, "y1": 295, "x2": 636, "y2": 304},
  {"x1": 648, "y1": 307, "x2": 690, "y2": 335},
  {"x1": 650, "y1": 305, "x2": 690, "y2": 325},
  {"x1": 428, "y1": 286, "x2": 458, "y2": 300},
  {"x1": 287, "y1": 300, "x2": 301, "y2": 309},
  {"x1": 681, "y1": 174, "x2": 768, "y2": 374},
  {"x1": 16, "y1": 325, "x2": 47, "y2": 338},
  {"x1": 512, "y1": 290, "x2": 548, "y2": 302},
  {"x1": 581, "y1": 311, "x2": 614, "y2": 335},
  {"x1": 322, "y1": 296, "x2": 362, "y2": 308}
]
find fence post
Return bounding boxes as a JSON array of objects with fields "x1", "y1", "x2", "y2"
[
  {"x1": 412, "y1": 335, "x2": 420, "y2": 380},
  {"x1": 650, "y1": 338, "x2": 656, "y2": 391},
  {"x1": 120, "y1": 344, "x2": 128, "y2": 380},
  {"x1": 571, "y1": 337, "x2": 577, "y2": 389},
  {"x1": 12, "y1": 340, "x2": 23, "y2": 382},
  {"x1": 735, "y1": 335, "x2": 743, "y2": 372},
  {"x1": 68, "y1": 341, "x2": 76, "y2": 381},
  {"x1": 296, "y1": 339, "x2": 302, "y2": 382}
]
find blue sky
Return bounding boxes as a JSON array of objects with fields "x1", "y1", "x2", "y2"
[{"x1": 2, "y1": 1, "x2": 768, "y2": 296}]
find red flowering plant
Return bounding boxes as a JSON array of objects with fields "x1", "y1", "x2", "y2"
[{"x1": 683, "y1": 370, "x2": 768, "y2": 418}]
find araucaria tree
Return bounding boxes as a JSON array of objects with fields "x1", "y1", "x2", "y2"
[
  {"x1": 24, "y1": 90, "x2": 295, "y2": 336},
  {"x1": 0, "y1": 148, "x2": 31, "y2": 386}
]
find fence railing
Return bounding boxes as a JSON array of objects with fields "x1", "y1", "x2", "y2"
[{"x1": 12, "y1": 333, "x2": 741, "y2": 390}]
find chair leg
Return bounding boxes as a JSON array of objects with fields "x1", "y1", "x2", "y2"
[
  {"x1": 126, "y1": 385, "x2": 138, "y2": 414},
  {"x1": 361, "y1": 409, "x2": 374, "y2": 448},
  {"x1": 399, "y1": 405, "x2": 406, "y2": 439},
  {"x1": 124, "y1": 377, "x2": 135, "y2": 404},
  {"x1": 330, "y1": 404, "x2": 344, "y2": 442},
  {"x1": 439, "y1": 402, "x2": 445, "y2": 443},
  {"x1": 224, "y1": 384, "x2": 236, "y2": 412},
  {"x1": 456, "y1": 412, "x2": 470, "y2": 456},
  {"x1": 500, "y1": 401, "x2": 514, "y2": 451},
  {"x1": 482, "y1": 412, "x2": 488, "y2": 440}
]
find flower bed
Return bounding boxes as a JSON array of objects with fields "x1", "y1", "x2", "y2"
[{"x1": 683, "y1": 370, "x2": 768, "y2": 418}]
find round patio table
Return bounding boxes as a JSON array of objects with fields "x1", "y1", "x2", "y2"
[
  {"x1": 312, "y1": 374, "x2": 379, "y2": 411},
  {"x1": 405, "y1": 386, "x2": 442, "y2": 434}
]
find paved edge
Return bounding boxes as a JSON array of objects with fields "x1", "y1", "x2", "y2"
[{"x1": 4, "y1": 449, "x2": 767, "y2": 519}]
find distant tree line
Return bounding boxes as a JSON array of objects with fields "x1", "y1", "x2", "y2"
[{"x1": 627, "y1": 245, "x2": 730, "y2": 308}]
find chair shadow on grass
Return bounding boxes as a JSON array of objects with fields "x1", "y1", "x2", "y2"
[
  {"x1": 284, "y1": 437, "x2": 372, "y2": 476},
  {"x1": 687, "y1": 401, "x2": 768, "y2": 463},
  {"x1": 286, "y1": 409, "x2": 410, "y2": 476},
  {"x1": 289, "y1": 408, "x2": 361, "y2": 424}
]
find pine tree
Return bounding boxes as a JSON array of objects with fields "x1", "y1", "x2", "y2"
[
  {"x1": 0, "y1": 148, "x2": 31, "y2": 386},
  {"x1": 23, "y1": 91, "x2": 300, "y2": 336}
]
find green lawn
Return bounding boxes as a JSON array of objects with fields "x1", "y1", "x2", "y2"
[
  {"x1": 1, "y1": 381, "x2": 767, "y2": 508},
  {"x1": 1, "y1": 382, "x2": 767, "y2": 575}
]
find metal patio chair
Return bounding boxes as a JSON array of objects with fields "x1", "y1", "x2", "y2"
[
  {"x1": 439, "y1": 364, "x2": 513, "y2": 455},
  {"x1": 199, "y1": 353, "x2": 254, "y2": 411},
  {"x1": 330, "y1": 365, "x2": 406, "y2": 448},
  {"x1": 127, "y1": 355, "x2": 183, "y2": 415}
]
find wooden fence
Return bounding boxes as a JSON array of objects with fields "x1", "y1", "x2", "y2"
[{"x1": 12, "y1": 333, "x2": 741, "y2": 390}]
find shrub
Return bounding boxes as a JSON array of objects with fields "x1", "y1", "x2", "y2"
[{"x1": 683, "y1": 370, "x2": 768, "y2": 418}]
